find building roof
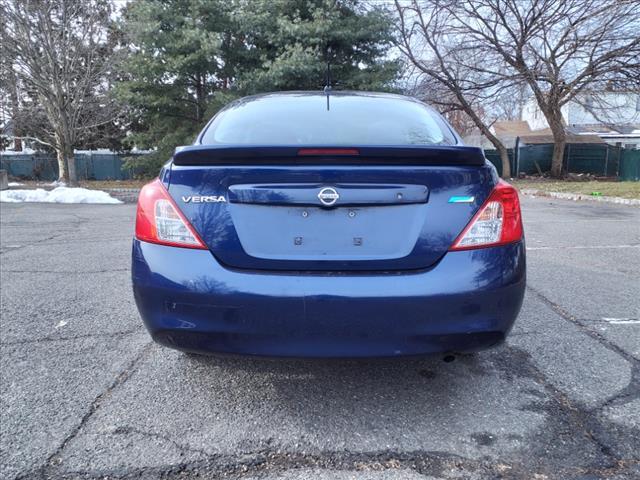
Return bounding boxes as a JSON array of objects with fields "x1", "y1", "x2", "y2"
[
  {"x1": 519, "y1": 132, "x2": 605, "y2": 145},
  {"x1": 568, "y1": 124, "x2": 640, "y2": 135},
  {"x1": 463, "y1": 121, "x2": 608, "y2": 147},
  {"x1": 492, "y1": 120, "x2": 533, "y2": 136},
  {"x1": 492, "y1": 121, "x2": 605, "y2": 144}
]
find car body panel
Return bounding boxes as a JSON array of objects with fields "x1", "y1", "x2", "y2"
[
  {"x1": 167, "y1": 164, "x2": 498, "y2": 271},
  {"x1": 132, "y1": 239, "x2": 526, "y2": 357},
  {"x1": 132, "y1": 91, "x2": 525, "y2": 357}
]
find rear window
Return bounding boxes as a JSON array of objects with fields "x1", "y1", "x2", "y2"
[{"x1": 200, "y1": 93, "x2": 457, "y2": 146}]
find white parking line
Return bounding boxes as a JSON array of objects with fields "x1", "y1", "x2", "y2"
[
  {"x1": 601, "y1": 318, "x2": 640, "y2": 325},
  {"x1": 527, "y1": 244, "x2": 640, "y2": 251}
]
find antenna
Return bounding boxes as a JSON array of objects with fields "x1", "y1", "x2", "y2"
[
  {"x1": 324, "y1": 55, "x2": 332, "y2": 93},
  {"x1": 324, "y1": 46, "x2": 332, "y2": 111}
]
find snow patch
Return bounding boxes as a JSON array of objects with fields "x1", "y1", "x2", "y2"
[
  {"x1": 0, "y1": 187, "x2": 122, "y2": 204},
  {"x1": 0, "y1": 147, "x2": 38, "y2": 155},
  {"x1": 8, "y1": 182, "x2": 24, "y2": 187}
]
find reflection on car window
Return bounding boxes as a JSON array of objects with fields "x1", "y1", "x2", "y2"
[{"x1": 200, "y1": 94, "x2": 456, "y2": 146}]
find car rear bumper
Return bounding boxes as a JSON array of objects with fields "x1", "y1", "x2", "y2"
[{"x1": 132, "y1": 240, "x2": 526, "y2": 358}]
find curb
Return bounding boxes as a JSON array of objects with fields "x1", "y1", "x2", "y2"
[
  {"x1": 105, "y1": 188, "x2": 140, "y2": 204},
  {"x1": 520, "y1": 188, "x2": 640, "y2": 206}
]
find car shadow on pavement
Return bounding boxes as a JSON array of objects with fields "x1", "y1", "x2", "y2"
[
  {"x1": 164, "y1": 345, "x2": 603, "y2": 476},
  {"x1": 178, "y1": 350, "x2": 513, "y2": 447}
]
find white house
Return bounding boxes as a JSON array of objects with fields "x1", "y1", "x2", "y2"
[{"x1": 521, "y1": 91, "x2": 640, "y2": 149}]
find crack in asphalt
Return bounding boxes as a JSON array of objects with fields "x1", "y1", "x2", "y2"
[
  {"x1": 0, "y1": 237, "x2": 132, "y2": 252},
  {"x1": 18, "y1": 343, "x2": 640, "y2": 480},
  {"x1": 0, "y1": 213, "x2": 115, "y2": 254},
  {"x1": 524, "y1": 285, "x2": 640, "y2": 419},
  {"x1": 0, "y1": 232, "x2": 71, "y2": 254},
  {"x1": 526, "y1": 285, "x2": 640, "y2": 367},
  {"x1": 1, "y1": 268, "x2": 129, "y2": 274},
  {"x1": 36, "y1": 342, "x2": 155, "y2": 474},
  {"x1": 0, "y1": 328, "x2": 144, "y2": 347},
  {"x1": 500, "y1": 344, "x2": 620, "y2": 463},
  {"x1": 110, "y1": 425, "x2": 213, "y2": 458},
  {"x1": 21, "y1": 447, "x2": 640, "y2": 480},
  {"x1": 511, "y1": 288, "x2": 640, "y2": 472},
  {"x1": 600, "y1": 360, "x2": 640, "y2": 409},
  {"x1": 11, "y1": 449, "x2": 542, "y2": 480}
]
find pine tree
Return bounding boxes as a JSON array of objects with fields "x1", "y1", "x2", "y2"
[
  {"x1": 117, "y1": 0, "x2": 400, "y2": 175},
  {"x1": 236, "y1": 0, "x2": 400, "y2": 93},
  {"x1": 115, "y1": 0, "x2": 237, "y2": 173}
]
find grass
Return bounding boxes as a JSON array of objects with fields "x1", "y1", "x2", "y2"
[
  {"x1": 512, "y1": 179, "x2": 640, "y2": 199},
  {"x1": 78, "y1": 179, "x2": 147, "y2": 190}
]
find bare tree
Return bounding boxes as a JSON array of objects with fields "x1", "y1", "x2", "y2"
[
  {"x1": 442, "y1": 0, "x2": 640, "y2": 177},
  {"x1": 0, "y1": 43, "x2": 23, "y2": 151},
  {"x1": 395, "y1": 0, "x2": 518, "y2": 178},
  {"x1": 439, "y1": 105, "x2": 481, "y2": 138},
  {"x1": 1, "y1": 0, "x2": 119, "y2": 185}
]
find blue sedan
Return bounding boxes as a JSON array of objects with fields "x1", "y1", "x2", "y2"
[{"x1": 132, "y1": 91, "x2": 525, "y2": 358}]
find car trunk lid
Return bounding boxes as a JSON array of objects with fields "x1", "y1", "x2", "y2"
[{"x1": 167, "y1": 145, "x2": 496, "y2": 271}]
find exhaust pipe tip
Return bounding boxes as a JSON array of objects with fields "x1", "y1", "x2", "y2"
[{"x1": 442, "y1": 354, "x2": 456, "y2": 363}]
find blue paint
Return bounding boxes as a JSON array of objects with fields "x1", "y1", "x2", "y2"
[
  {"x1": 448, "y1": 195, "x2": 476, "y2": 203},
  {"x1": 131, "y1": 91, "x2": 525, "y2": 357},
  {"x1": 132, "y1": 239, "x2": 525, "y2": 357},
  {"x1": 168, "y1": 164, "x2": 495, "y2": 271}
]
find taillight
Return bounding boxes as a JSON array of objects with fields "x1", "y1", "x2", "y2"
[
  {"x1": 135, "y1": 179, "x2": 207, "y2": 249},
  {"x1": 297, "y1": 148, "x2": 360, "y2": 156},
  {"x1": 450, "y1": 180, "x2": 523, "y2": 251}
]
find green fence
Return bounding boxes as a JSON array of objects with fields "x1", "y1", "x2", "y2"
[
  {"x1": 483, "y1": 149, "x2": 515, "y2": 177},
  {"x1": 485, "y1": 144, "x2": 638, "y2": 181},
  {"x1": 518, "y1": 144, "x2": 554, "y2": 174},
  {"x1": 619, "y1": 149, "x2": 640, "y2": 181},
  {"x1": 4, "y1": 147, "x2": 638, "y2": 182},
  {"x1": 0, "y1": 152, "x2": 147, "y2": 181}
]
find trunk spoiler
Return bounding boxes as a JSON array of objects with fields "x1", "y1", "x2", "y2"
[{"x1": 172, "y1": 145, "x2": 486, "y2": 166}]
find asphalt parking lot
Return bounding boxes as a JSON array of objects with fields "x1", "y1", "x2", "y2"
[{"x1": 1, "y1": 196, "x2": 639, "y2": 480}]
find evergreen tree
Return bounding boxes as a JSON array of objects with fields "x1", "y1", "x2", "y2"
[
  {"x1": 116, "y1": 0, "x2": 239, "y2": 173},
  {"x1": 236, "y1": 0, "x2": 399, "y2": 93},
  {"x1": 116, "y1": 0, "x2": 399, "y2": 175}
]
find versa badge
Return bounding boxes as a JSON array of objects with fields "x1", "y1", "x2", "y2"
[{"x1": 181, "y1": 195, "x2": 226, "y2": 203}]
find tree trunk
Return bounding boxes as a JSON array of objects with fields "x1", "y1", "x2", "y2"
[
  {"x1": 483, "y1": 134, "x2": 511, "y2": 178},
  {"x1": 56, "y1": 147, "x2": 69, "y2": 184},
  {"x1": 550, "y1": 140, "x2": 566, "y2": 178},
  {"x1": 455, "y1": 98, "x2": 511, "y2": 178},
  {"x1": 55, "y1": 136, "x2": 76, "y2": 185},
  {"x1": 497, "y1": 144, "x2": 512, "y2": 178},
  {"x1": 8, "y1": 69, "x2": 22, "y2": 151},
  {"x1": 548, "y1": 117, "x2": 566, "y2": 178},
  {"x1": 67, "y1": 152, "x2": 78, "y2": 187},
  {"x1": 195, "y1": 75, "x2": 205, "y2": 123}
]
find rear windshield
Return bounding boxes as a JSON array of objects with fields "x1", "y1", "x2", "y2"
[{"x1": 200, "y1": 93, "x2": 457, "y2": 146}]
